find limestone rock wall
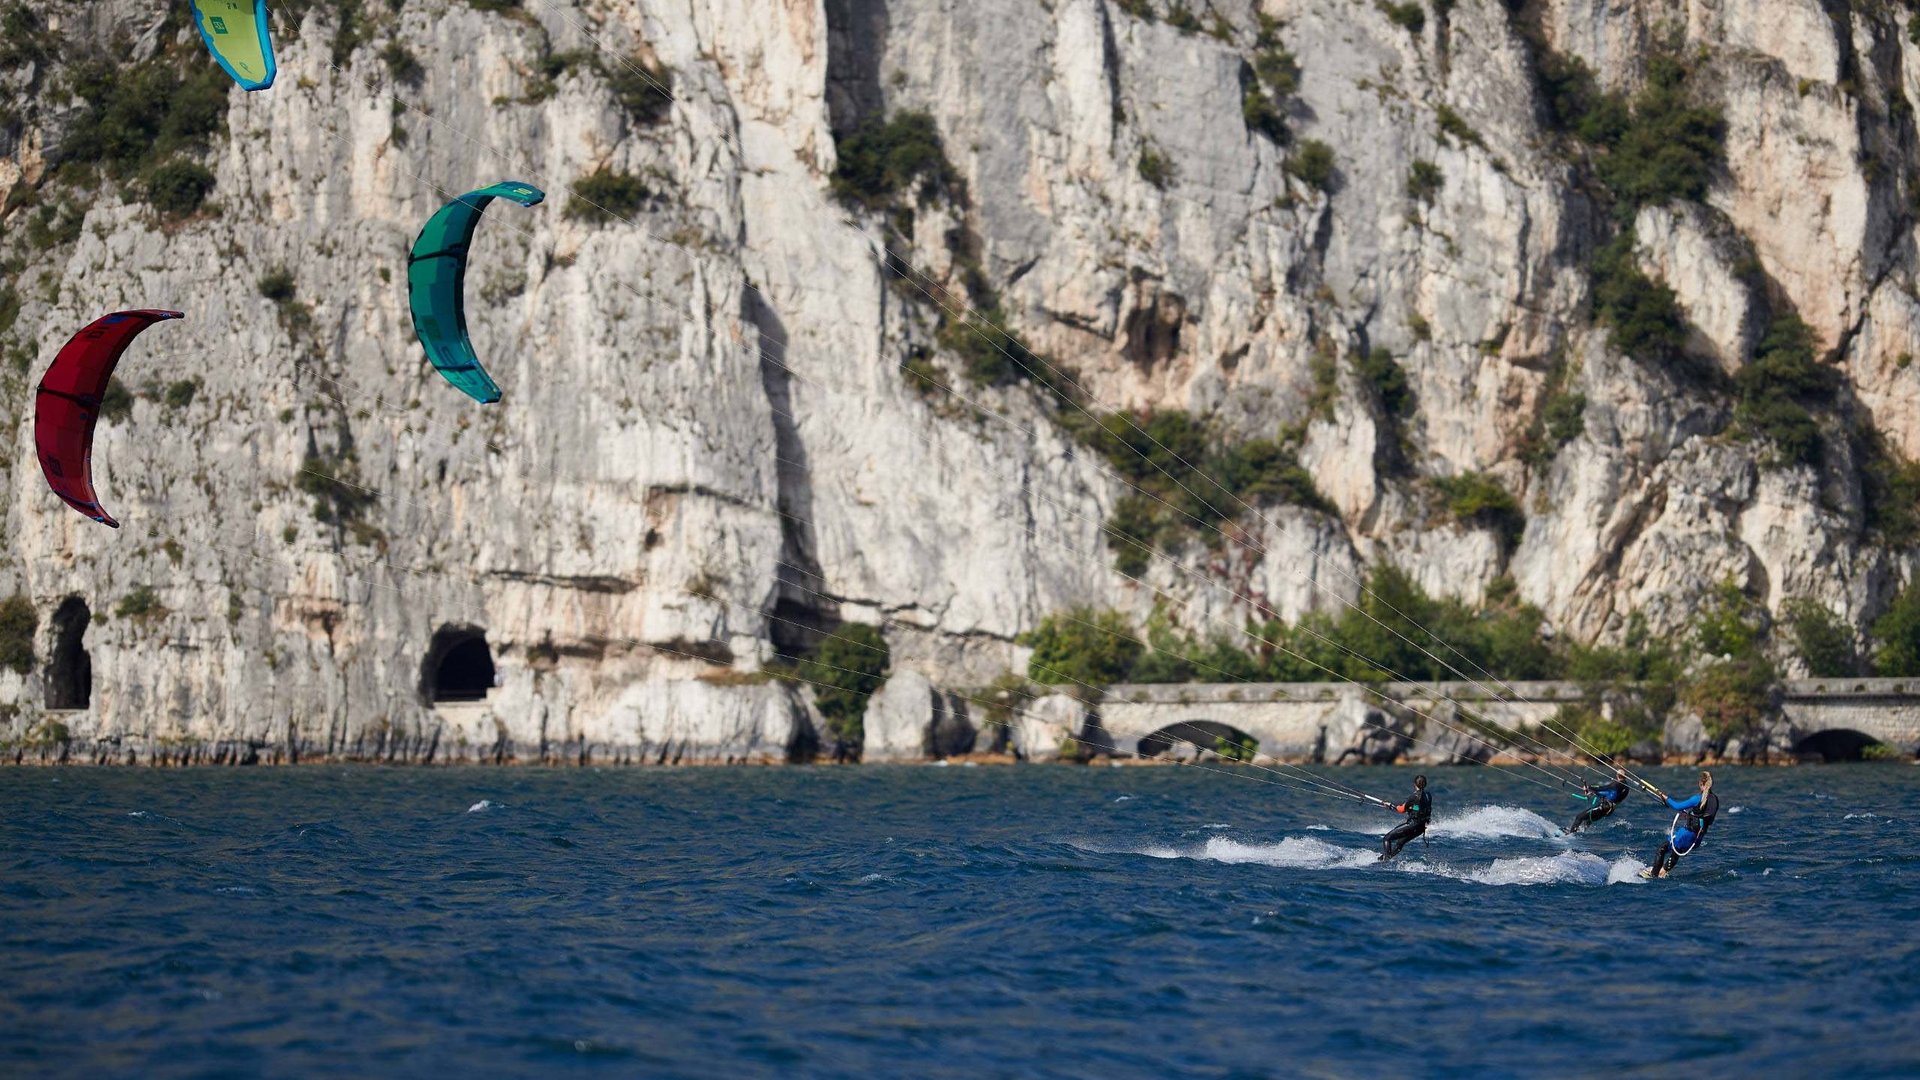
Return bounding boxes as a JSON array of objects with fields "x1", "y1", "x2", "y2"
[{"x1": 3, "y1": 0, "x2": 1920, "y2": 761}]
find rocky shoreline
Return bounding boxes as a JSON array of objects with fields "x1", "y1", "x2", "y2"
[{"x1": 8, "y1": 678, "x2": 1915, "y2": 767}]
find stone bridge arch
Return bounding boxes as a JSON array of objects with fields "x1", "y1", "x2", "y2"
[
  {"x1": 1781, "y1": 680, "x2": 1920, "y2": 761},
  {"x1": 1792, "y1": 729, "x2": 1883, "y2": 762},
  {"x1": 1137, "y1": 719, "x2": 1262, "y2": 761}
]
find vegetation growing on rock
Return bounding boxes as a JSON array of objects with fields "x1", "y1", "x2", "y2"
[
  {"x1": 797, "y1": 622, "x2": 891, "y2": 757},
  {"x1": 0, "y1": 595, "x2": 35, "y2": 674},
  {"x1": 1060, "y1": 409, "x2": 1331, "y2": 575},
  {"x1": 831, "y1": 111, "x2": 963, "y2": 210},
  {"x1": 1733, "y1": 315, "x2": 1838, "y2": 467},
  {"x1": 1432, "y1": 471, "x2": 1524, "y2": 553},
  {"x1": 1784, "y1": 598, "x2": 1855, "y2": 678},
  {"x1": 565, "y1": 169, "x2": 652, "y2": 223}
]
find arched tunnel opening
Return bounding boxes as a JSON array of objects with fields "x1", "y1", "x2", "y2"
[
  {"x1": 44, "y1": 597, "x2": 91, "y2": 711},
  {"x1": 1138, "y1": 720, "x2": 1261, "y2": 762},
  {"x1": 1793, "y1": 729, "x2": 1885, "y2": 763},
  {"x1": 422, "y1": 626, "x2": 495, "y2": 705}
]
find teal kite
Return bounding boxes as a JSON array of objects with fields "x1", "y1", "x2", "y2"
[
  {"x1": 407, "y1": 182, "x2": 545, "y2": 404},
  {"x1": 189, "y1": 0, "x2": 276, "y2": 91}
]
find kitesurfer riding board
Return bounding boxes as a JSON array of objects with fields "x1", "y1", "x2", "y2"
[
  {"x1": 1379, "y1": 775, "x2": 1431, "y2": 861},
  {"x1": 1640, "y1": 771, "x2": 1718, "y2": 879},
  {"x1": 1567, "y1": 768, "x2": 1631, "y2": 834}
]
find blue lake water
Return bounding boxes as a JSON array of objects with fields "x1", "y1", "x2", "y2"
[{"x1": 2, "y1": 764, "x2": 1916, "y2": 1077}]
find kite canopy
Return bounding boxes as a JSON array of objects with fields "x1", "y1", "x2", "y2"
[
  {"x1": 189, "y1": 0, "x2": 277, "y2": 92},
  {"x1": 34, "y1": 310, "x2": 185, "y2": 529},
  {"x1": 407, "y1": 181, "x2": 545, "y2": 405}
]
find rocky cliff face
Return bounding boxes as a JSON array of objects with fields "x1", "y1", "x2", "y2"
[{"x1": 3, "y1": 0, "x2": 1918, "y2": 762}]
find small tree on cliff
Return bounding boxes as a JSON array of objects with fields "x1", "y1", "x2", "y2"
[
  {"x1": 0, "y1": 595, "x2": 36, "y2": 674},
  {"x1": 799, "y1": 623, "x2": 891, "y2": 760},
  {"x1": 1683, "y1": 580, "x2": 1779, "y2": 753},
  {"x1": 1784, "y1": 597, "x2": 1856, "y2": 677},
  {"x1": 1019, "y1": 608, "x2": 1140, "y2": 689},
  {"x1": 1871, "y1": 580, "x2": 1920, "y2": 677}
]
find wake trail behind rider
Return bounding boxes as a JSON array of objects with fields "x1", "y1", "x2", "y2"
[
  {"x1": 1566, "y1": 768, "x2": 1631, "y2": 834},
  {"x1": 1379, "y1": 775, "x2": 1431, "y2": 861},
  {"x1": 1641, "y1": 770, "x2": 1719, "y2": 880}
]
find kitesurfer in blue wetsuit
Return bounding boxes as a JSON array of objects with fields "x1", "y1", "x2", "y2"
[
  {"x1": 1380, "y1": 775, "x2": 1431, "y2": 861},
  {"x1": 1567, "y1": 767, "x2": 1631, "y2": 834},
  {"x1": 1642, "y1": 771, "x2": 1718, "y2": 879}
]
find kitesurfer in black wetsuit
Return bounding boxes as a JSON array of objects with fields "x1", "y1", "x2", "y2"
[
  {"x1": 1642, "y1": 770, "x2": 1719, "y2": 879},
  {"x1": 1380, "y1": 775, "x2": 1431, "y2": 861},
  {"x1": 1567, "y1": 768, "x2": 1631, "y2": 834}
]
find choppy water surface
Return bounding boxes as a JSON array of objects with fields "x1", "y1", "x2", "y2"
[{"x1": 3, "y1": 764, "x2": 1916, "y2": 1077}]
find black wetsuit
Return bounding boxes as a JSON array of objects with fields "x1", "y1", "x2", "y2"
[
  {"x1": 1567, "y1": 779, "x2": 1630, "y2": 834},
  {"x1": 1382, "y1": 788, "x2": 1432, "y2": 860},
  {"x1": 1649, "y1": 790, "x2": 1720, "y2": 876}
]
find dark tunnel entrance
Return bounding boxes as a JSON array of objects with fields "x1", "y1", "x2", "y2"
[
  {"x1": 1138, "y1": 720, "x2": 1261, "y2": 762},
  {"x1": 1794, "y1": 729, "x2": 1884, "y2": 763},
  {"x1": 422, "y1": 626, "x2": 495, "y2": 705},
  {"x1": 44, "y1": 597, "x2": 91, "y2": 711}
]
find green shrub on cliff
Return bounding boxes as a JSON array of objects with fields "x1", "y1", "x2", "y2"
[
  {"x1": 1591, "y1": 232, "x2": 1690, "y2": 372},
  {"x1": 798, "y1": 622, "x2": 890, "y2": 753},
  {"x1": 1733, "y1": 314, "x2": 1838, "y2": 467},
  {"x1": 604, "y1": 54, "x2": 674, "y2": 126},
  {"x1": 1356, "y1": 346, "x2": 1413, "y2": 420},
  {"x1": 1685, "y1": 654, "x2": 1775, "y2": 742},
  {"x1": 59, "y1": 43, "x2": 230, "y2": 189},
  {"x1": 1067, "y1": 409, "x2": 1332, "y2": 573},
  {"x1": 1693, "y1": 579, "x2": 1768, "y2": 660},
  {"x1": 1859, "y1": 433, "x2": 1920, "y2": 545},
  {"x1": 1871, "y1": 580, "x2": 1920, "y2": 677},
  {"x1": 1432, "y1": 471, "x2": 1524, "y2": 552},
  {"x1": 114, "y1": 586, "x2": 165, "y2": 624},
  {"x1": 1683, "y1": 580, "x2": 1776, "y2": 745},
  {"x1": 564, "y1": 168, "x2": 651, "y2": 224},
  {"x1": 1021, "y1": 608, "x2": 1140, "y2": 688},
  {"x1": 0, "y1": 595, "x2": 36, "y2": 674},
  {"x1": 1071, "y1": 565, "x2": 1563, "y2": 688},
  {"x1": 1547, "y1": 697, "x2": 1654, "y2": 759},
  {"x1": 1287, "y1": 140, "x2": 1335, "y2": 193},
  {"x1": 1591, "y1": 56, "x2": 1725, "y2": 213},
  {"x1": 831, "y1": 111, "x2": 962, "y2": 210},
  {"x1": 1784, "y1": 598, "x2": 1855, "y2": 677},
  {"x1": 142, "y1": 159, "x2": 217, "y2": 219}
]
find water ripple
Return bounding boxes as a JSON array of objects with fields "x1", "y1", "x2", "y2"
[{"x1": 0, "y1": 765, "x2": 1914, "y2": 1076}]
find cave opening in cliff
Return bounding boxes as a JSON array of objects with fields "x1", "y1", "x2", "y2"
[
  {"x1": 45, "y1": 597, "x2": 92, "y2": 711},
  {"x1": 423, "y1": 626, "x2": 495, "y2": 705},
  {"x1": 1138, "y1": 720, "x2": 1259, "y2": 761},
  {"x1": 1793, "y1": 729, "x2": 1883, "y2": 763}
]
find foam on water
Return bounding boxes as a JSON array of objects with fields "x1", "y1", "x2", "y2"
[
  {"x1": 1356, "y1": 804, "x2": 1564, "y2": 840},
  {"x1": 1461, "y1": 850, "x2": 1644, "y2": 887},
  {"x1": 1109, "y1": 828, "x2": 1641, "y2": 887},
  {"x1": 466, "y1": 800, "x2": 496, "y2": 814},
  {"x1": 1431, "y1": 805, "x2": 1565, "y2": 840},
  {"x1": 1200, "y1": 835, "x2": 1382, "y2": 871}
]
